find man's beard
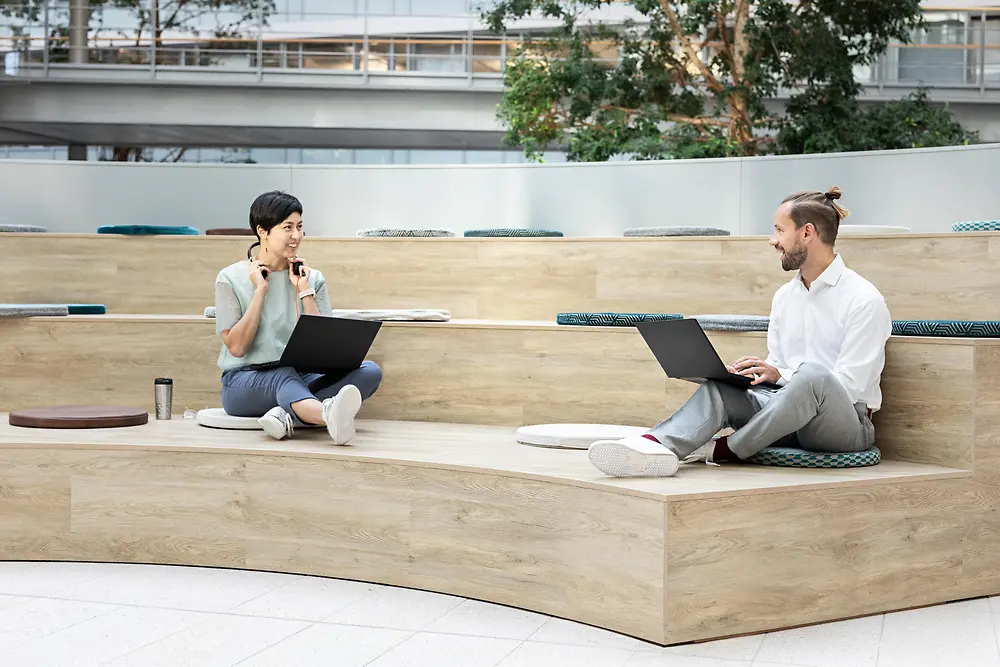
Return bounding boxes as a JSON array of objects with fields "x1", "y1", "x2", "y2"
[{"x1": 779, "y1": 244, "x2": 808, "y2": 271}]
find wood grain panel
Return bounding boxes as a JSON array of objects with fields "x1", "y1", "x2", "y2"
[
  {"x1": 0, "y1": 418, "x2": 977, "y2": 645},
  {"x1": 0, "y1": 316, "x2": 989, "y2": 476},
  {"x1": 874, "y1": 340, "x2": 975, "y2": 468},
  {"x1": 3, "y1": 234, "x2": 998, "y2": 320},
  {"x1": 665, "y1": 479, "x2": 969, "y2": 643}
]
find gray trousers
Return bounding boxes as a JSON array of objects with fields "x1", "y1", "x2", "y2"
[{"x1": 648, "y1": 362, "x2": 875, "y2": 459}]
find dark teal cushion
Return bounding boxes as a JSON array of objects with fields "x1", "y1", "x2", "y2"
[
  {"x1": 67, "y1": 304, "x2": 106, "y2": 315},
  {"x1": 952, "y1": 221, "x2": 998, "y2": 232},
  {"x1": 98, "y1": 225, "x2": 200, "y2": 235},
  {"x1": 464, "y1": 229, "x2": 564, "y2": 237},
  {"x1": 892, "y1": 320, "x2": 1000, "y2": 337},
  {"x1": 556, "y1": 312, "x2": 683, "y2": 327},
  {"x1": 748, "y1": 446, "x2": 881, "y2": 468}
]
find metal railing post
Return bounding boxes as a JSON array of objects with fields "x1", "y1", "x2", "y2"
[
  {"x1": 149, "y1": 0, "x2": 157, "y2": 78},
  {"x1": 467, "y1": 13, "x2": 474, "y2": 83},
  {"x1": 42, "y1": 1, "x2": 50, "y2": 75},
  {"x1": 256, "y1": 0, "x2": 264, "y2": 80},
  {"x1": 979, "y1": 10, "x2": 987, "y2": 95},
  {"x1": 362, "y1": 0, "x2": 369, "y2": 83}
]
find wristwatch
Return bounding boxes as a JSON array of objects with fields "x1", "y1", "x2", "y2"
[{"x1": 297, "y1": 288, "x2": 316, "y2": 300}]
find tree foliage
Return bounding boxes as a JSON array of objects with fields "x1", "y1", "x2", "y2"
[{"x1": 481, "y1": 0, "x2": 949, "y2": 161}]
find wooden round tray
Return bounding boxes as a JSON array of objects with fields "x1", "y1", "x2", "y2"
[{"x1": 9, "y1": 406, "x2": 149, "y2": 429}]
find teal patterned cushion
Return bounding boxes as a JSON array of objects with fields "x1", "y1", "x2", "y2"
[
  {"x1": 67, "y1": 304, "x2": 106, "y2": 315},
  {"x1": 624, "y1": 226, "x2": 731, "y2": 237},
  {"x1": 464, "y1": 229, "x2": 564, "y2": 237},
  {"x1": 557, "y1": 312, "x2": 683, "y2": 326},
  {"x1": 892, "y1": 320, "x2": 1000, "y2": 337},
  {"x1": 357, "y1": 228, "x2": 455, "y2": 238},
  {"x1": 952, "y1": 221, "x2": 999, "y2": 232},
  {"x1": 748, "y1": 446, "x2": 881, "y2": 468},
  {"x1": 98, "y1": 225, "x2": 200, "y2": 235}
]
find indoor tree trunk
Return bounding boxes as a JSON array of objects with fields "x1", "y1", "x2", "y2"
[{"x1": 728, "y1": 0, "x2": 754, "y2": 152}]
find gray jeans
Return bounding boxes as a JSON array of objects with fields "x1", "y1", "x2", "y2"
[{"x1": 648, "y1": 362, "x2": 876, "y2": 459}]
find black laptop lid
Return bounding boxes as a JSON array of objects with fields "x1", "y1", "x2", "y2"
[
  {"x1": 636, "y1": 318, "x2": 731, "y2": 381},
  {"x1": 279, "y1": 315, "x2": 382, "y2": 376}
]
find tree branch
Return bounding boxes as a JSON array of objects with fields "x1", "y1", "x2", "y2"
[{"x1": 657, "y1": 0, "x2": 725, "y2": 93}]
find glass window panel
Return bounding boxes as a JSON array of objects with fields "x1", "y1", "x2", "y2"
[
  {"x1": 472, "y1": 41, "x2": 502, "y2": 73},
  {"x1": 355, "y1": 149, "x2": 393, "y2": 164}
]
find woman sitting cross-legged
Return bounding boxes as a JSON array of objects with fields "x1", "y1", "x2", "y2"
[{"x1": 215, "y1": 190, "x2": 382, "y2": 444}]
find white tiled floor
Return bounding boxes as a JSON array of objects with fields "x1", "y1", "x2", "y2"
[{"x1": 1, "y1": 562, "x2": 998, "y2": 667}]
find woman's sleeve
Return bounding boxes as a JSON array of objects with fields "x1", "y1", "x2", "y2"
[
  {"x1": 314, "y1": 273, "x2": 333, "y2": 317},
  {"x1": 215, "y1": 279, "x2": 243, "y2": 334}
]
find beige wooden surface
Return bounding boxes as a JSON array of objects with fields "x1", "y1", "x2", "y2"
[
  {"x1": 0, "y1": 417, "x2": 971, "y2": 644},
  {"x1": 3, "y1": 233, "x2": 999, "y2": 320},
  {"x1": 0, "y1": 315, "x2": 986, "y2": 470},
  {"x1": 0, "y1": 418, "x2": 965, "y2": 502}
]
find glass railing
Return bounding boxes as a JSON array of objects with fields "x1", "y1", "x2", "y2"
[{"x1": 2, "y1": 3, "x2": 998, "y2": 89}]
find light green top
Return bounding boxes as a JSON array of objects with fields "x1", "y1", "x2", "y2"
[{"x1": 214, "y1": 260, "x2": 332, "y2": 371}]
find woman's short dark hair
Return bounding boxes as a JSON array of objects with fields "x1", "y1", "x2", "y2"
[{"x1": 246, "y1": 191, "x2": 303, "y2": 259}]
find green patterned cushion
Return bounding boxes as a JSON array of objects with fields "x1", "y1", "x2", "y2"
[
  {"x1": 67, "y1": 304, "x2": 106, "y2": 315},
  {"x1": 357, "y1": 228, "x2": 455, "y2": 238},
  {"x1": 98, "y1": 225, "x2": 200, "y2": 235},
  {"x1": 624, "y1": 226, "x2": 731, "y2": 237},
  {"x1": 892, "y1": 320, "x2": 1000, "y2": 337},
  {"x1": 748, "y1": 446, "x2": 881, "y2": 468},
  {"x1": 464, "y1": 229, "x2": 564, "y2": 237},
  {"x1": 952, "y1": 221, "x2": 999, "y2": 232},
  {"x1": 556, "y1": 312, "x2": 683, "y2": 326}
]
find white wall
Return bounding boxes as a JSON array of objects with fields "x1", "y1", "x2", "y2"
[{"x1": 1, "y1": 144, "x2": 998, "y2": 237}]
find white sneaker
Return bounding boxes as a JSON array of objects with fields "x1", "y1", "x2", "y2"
[
  {"x1": 258, "y1": 406, "x2": 294, "y2": 441},
  {"x1": 322, "y1": 384, "x2": 362, "y2": 445},
  {"x1": 588, "y1": 435, "x2": 679, "y2": 477}
]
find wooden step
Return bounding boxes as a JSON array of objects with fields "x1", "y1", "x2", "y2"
[
  {"x1": 0, "y1": 417, "x2": 970, "y2": 644},
  {"x1": 2, "y1": 233, "x2": 997, "y2": 320},
  {"x1": 0, "y1": 316, "x2": 991, "y2": 473}
]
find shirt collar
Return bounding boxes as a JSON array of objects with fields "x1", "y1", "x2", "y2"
[{"x1": 797, "y1": 253, "x2": 845, "y2": 288}]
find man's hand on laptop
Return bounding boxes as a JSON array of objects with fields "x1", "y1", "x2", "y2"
[{"x1": 732, "y1": 356, "x2": 781, "y2": 385}]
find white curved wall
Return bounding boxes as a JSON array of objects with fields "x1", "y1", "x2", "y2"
[{"x1": 0, "y1": 144, "x2": 997, "y2": 237}]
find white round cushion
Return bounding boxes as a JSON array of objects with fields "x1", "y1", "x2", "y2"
[
  {"x1": 837, "y1": 225, "x2": 912, "y2": 235},
  {"x1": 196, "y1": 408, "x2": 261, "y2": 430},
  {"x1": 516, "y1": 423, "x2": 648, "y2": 450}
]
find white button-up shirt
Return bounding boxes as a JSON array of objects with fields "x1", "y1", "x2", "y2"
[{"x1": 765, "y1": 254, "x2": 892, "y2": 411}]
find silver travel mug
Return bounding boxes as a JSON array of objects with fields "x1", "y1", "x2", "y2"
[{"x1": 154, "y1": 378, "x2": 173, "y2": 420}]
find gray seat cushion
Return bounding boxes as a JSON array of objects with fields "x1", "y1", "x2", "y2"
[
  {"x1": 0, "y1": 304, "x2": 69, "y2": 317},
  {"x1": 464, "y1": 229, "x2": 564, "y2": 237},
  {"x1": 0, "y1": 224, "x2": 47, "y2": 233},
  {"x1": 357, "y1": 228, "x2": 455, "y2": 238},
  {"x1": 624, "y1": 226, "x2": 731, "y2": 237},
  {"x1": 693, "y1": 314, "x2": 770, "y2": 332}
]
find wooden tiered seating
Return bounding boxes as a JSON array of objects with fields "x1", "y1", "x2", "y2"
[
  {"x1": 0, "y1": 417, "x2": 970, "y2": 644},
  {"x1": 1, "y1": 231, "x2": 998, "y2": 644},
  {"x1": 2, "y1": 232, "x2": 999, "y2": 320}
]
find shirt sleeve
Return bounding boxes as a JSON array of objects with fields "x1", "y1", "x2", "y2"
[
  {"x1": 764, "y1": 290, "x2": 795, "y2": 386},
  {"x1": 215, "y1": 279, "x2": 243, "y2": 335},
  {"x1": 313, "y1": 272, "x2": 333, "y2": 317},
  {"x1": 830, "y1": 295, "x2": 892, "y2": 404}
]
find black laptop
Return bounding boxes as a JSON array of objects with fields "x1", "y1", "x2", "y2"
[
  {"x1": 635, "y1": 318, "x2": 781, "y2": 390},
  {"x1": 278, "y1": 315, "x2": 382, "y2": 381}
]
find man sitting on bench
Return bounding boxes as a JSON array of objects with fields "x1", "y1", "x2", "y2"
[{"x1": 588, "y1": 186, "x2": 892, "y2": 477}]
